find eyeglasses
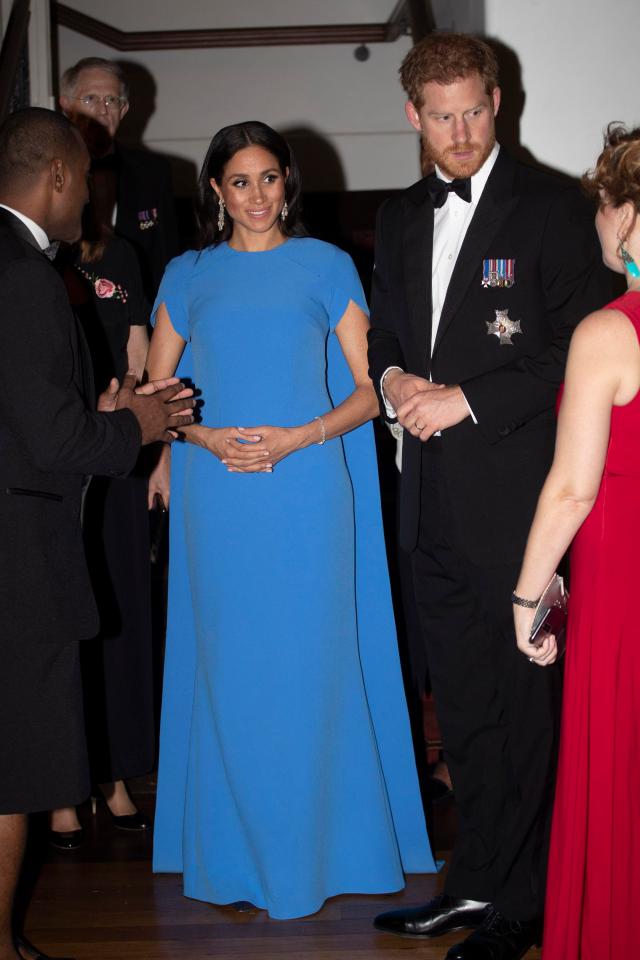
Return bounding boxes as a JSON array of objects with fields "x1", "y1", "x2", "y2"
[{"x1": 72, "y1": 94, "x2": 128, "y2": 110}]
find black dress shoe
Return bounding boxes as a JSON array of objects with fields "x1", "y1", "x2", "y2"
[
  {"x1": 374, "y1": 894, "x2": 492, "y2": 938},
  {"x1": 15, "y1": 934, "x2": 76, "y2": 959},
  {"x1": 48, "y1": 828, "x2": 83, "y2": 851},
  {"x1": 446, "y1": 908, "x2": 541, "y2": 959}
]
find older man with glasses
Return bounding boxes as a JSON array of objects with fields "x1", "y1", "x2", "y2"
[{"x1": 59, "y1": 57, "x2": 179, "y2": 300}]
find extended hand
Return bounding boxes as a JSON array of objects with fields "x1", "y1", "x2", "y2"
[
  {"x1": 397, "y1": 384, "x2": 470, "y2": 440},
  {"x1": 115, "y1": 372, "x2": 196, "y2": 444}
]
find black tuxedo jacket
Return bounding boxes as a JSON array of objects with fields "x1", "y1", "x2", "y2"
[
  {"x1": 114, "y1": 144, "x2": 179, "y2": 301},
  {"x1": 0, "y1": 209, "x2": 141, "y2": 645},
  {"x1": 368, "y1": 149, "x2": 611, "y2": 561}
]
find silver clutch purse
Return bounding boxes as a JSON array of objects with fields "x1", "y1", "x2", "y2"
[{"x1": 529, "y1": 573, "x2": 568, "y2": 658}]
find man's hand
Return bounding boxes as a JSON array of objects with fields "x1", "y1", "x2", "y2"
[
  {"x1": 382, "y1": 370, "x2": 436, "y2": 412},
  {"x1": 397, "y1": 384, "x2": 470, "y2": 440},
  {"x1": 115, "y1": 372, "x2": 196, "y2": 444},
  {"x1": 97, "y1": 377, "x2": 120, "y2": 412}
]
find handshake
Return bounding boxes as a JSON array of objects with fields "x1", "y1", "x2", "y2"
[{"x1": 98, "y1": 371, "x2": 196, "y2": 445}]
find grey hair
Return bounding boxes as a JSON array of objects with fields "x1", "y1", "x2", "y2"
[{"x1": 60, "y1": 58, "x2": 129, "y2": 100}]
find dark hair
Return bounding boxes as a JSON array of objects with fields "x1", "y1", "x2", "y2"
[
  {"x1": 195, "y1": 121, "x2": 305, "y2": 249},
  {"x1": 400, "y1": 33, "x2": 499, "y2": 108},
  {"x1": 60, "y1": 57, "x2": 129, "y2": 101},
  {"x1": 0, "y1": 107, "x2": 83, "y2": 190},
  {"x1": 582, "y1": 123, "x2": 640, "y2": 215}
]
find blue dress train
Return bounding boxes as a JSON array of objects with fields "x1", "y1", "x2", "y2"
[{"x1": 152, "y1": 238, "x2": 436, "y2": 919}]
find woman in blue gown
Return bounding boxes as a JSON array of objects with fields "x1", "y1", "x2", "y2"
[{"x1": 147, "y1": 121, "x2": 436, "y2": 919}]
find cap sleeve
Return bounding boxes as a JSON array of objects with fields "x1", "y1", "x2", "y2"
[
  {"x1": 151, "y1": 254, "x2": 191, "y2": 341},
  {"x1": 327, "y1": 247, "x2": 369, "y2": 333}
]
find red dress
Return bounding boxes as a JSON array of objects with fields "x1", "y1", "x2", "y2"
[{"x1": 543, "y1": 291, "x2": 640, "y2": 960}]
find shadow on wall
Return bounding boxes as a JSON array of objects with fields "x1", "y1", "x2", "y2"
[
  {"x1": 488, "y1": 37, "x2": 576, "y2": 185},
  {"x1": 281, "y1": 125, "x2": 389, "y2": 293},
  {"x1": 115, "y1": 59, "x2": 198, "y2": 241},
  {"x1": 281, "y1": 125, "x2": 346, "y2": 193}
]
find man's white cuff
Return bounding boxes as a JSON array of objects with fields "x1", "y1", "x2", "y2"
[
  {"x1": 380, "y1": 366, "x2": 403, "y2": 420},
  {"x1": 461, "y1": 389, "x2": 478, "y2": 424}
]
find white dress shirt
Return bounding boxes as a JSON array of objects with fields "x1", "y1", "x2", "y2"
[
  {"x1": 0, "y1": 203, "x2": 49, "y2": 250},
  {"x1": 381, "y1": 142, "x2": 501, "y2": 428}
]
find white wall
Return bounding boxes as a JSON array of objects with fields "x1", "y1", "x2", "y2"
[
  {"x1": 57, "y1": 1, "x2": 418, "y2": 193},
  {"x1": 485, "y1": 0, "x2": 640, "y2": 178},
  {"x1": 57, "y1": 0, "x2": 640, "y2": 194}
]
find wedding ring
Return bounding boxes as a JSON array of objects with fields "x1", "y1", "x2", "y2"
[
  {"x1": 529, "y1": 657, "x2": 535, "y2": 663},
  {"x1": 416, "y1": 421, "x2": 424, "y2": 430}
]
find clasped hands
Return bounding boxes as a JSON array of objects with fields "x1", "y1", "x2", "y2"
[
  {"x1": 98, "y1": 371, "x2": 196, "y2": 445},
  {"x1": 199, "y1": 423, "x2": 311, "y2": 473},
  {"x1": 384, "y1": 371, "x2": 469, "y2": 440}
]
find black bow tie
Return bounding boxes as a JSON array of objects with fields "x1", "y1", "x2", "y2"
[{"x1": 426, "y1": 173, "x2": 472, "y2": 208}]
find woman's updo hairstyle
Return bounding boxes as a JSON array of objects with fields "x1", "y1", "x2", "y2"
[
  {"x1": 195, "y1": 120, "x2": 306, "y2": 249},
  {"x1": 582, "y1": 123, "x2": 640, "y2": 215}
]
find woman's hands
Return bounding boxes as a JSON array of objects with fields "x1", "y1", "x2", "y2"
[
  {"x1": 197, "y1": 424, "x2": 314, "y2": 473},
  {"x1": 513, "y1": 605, "x2": 559, "y2": 667}
]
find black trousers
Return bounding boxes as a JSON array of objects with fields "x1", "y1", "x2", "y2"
[
  {"x1": 82, "y1": 474, "x2": 155, "y2": 783},
  {"x1": 411, "y1": 441, "x2": 561, "y2": 920}
]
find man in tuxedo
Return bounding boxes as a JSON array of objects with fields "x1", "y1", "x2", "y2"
[
  {"x1": 0, "y1": 107, "x2": 193, "y2": 960},
  {"x1": 368, "y1": 34, "x2": 610, "y2": 960},
  {"x1": 59, "y1": 57, "x2": 179, "y2": 301}
]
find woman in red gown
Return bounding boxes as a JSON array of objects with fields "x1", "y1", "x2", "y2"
[{"x1": 513, "y1": 124, "x2": 640, "y2": 960}]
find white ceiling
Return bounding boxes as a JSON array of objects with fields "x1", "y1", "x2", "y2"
[{"x1": 63, "y1": 1, "x2": 401, "y2": 32}]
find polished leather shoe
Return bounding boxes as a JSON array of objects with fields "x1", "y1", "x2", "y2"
[
  {"x1": 48, "y1": 827, "x2": 83, "y2": 851},
  {"x1": 15, "y1": 934, "x2": 76, "y2": 959},
  {"x1": 446, "y1": 907, "x2": 541, "y2": 959},
  {"x1": 374, "y1": 894, "x2": 492, "y2": 938}
]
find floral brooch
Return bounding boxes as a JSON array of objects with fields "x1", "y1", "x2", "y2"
[{"x1": 76, "y1": 266, "x2": 129, "y2": 304}]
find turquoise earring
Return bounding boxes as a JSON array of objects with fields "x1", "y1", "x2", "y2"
[{"x1": 620, "y1": 242, "x2": 640, "y2": 279}]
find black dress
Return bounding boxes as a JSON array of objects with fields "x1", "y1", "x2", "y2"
[{"x1": 67, "y1": 237, "x2": 155, "y2": 784}]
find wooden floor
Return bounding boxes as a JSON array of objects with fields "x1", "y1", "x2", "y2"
[{"x1": 22, "y1": 791, "x2": 542, "y2": 960}]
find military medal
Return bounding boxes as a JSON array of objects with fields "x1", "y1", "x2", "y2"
[
  {"x1": 486, "y1": 308, "x2": 522, "y2": 346},
  {"x1": 138, "y1": 208, "x2": 158, "y2": 231},
  {"x1": 482, "y1": 258, "x2": 515, "y2": 288}
]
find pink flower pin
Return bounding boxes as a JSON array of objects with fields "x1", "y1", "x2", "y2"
[{"x1": 94, "y1": 277, "x2": 116, "y2": 299}]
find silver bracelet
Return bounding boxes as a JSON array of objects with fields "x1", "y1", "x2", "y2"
[
  {"x1": 511, "y1": 591, "x2": 540, "y2": 609},
  {"x1": 314, "y1": 415, "x2": 326, "y2": 445}
]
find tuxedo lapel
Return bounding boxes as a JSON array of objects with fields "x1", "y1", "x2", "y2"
[
  {"x1": 433, "y1": 151, "x2": 519, "y2": 355},
  {"x1": 0, "y1": 207, "x2": 44, "y2": 254},
  {"x1": 402, "y1": 184, "x2": 434, "y2": 366}
]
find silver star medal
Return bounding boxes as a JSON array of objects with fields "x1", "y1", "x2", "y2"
[{"x1": 486, "y1": 308, "x2": 522, "y2": 346}]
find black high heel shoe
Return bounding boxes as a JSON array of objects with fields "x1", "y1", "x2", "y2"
[
  {"x1": 48, "y1": 827, "x2": 83, "y2": 851},
  {"x1": 92, "y1": 792, "x2": 151, "y2": 832},
  {"x1": 106, "y1": 807, "x2": 151, "y2": 831}
]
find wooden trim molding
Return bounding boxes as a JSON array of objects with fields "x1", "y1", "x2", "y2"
[{"x1": 53, "y1": 3, "x2": 398, "y2": 51}]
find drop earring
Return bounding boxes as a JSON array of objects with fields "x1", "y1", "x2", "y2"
[
  {"x1": 620, "y1": 241, "x2": 640, "y2": 279},
  {"x1": 217, "y1": 197, "x2": 225, "y2": 232},
  {"x1": 280, "y1": 201, "x2": 289, "y2": 223}
]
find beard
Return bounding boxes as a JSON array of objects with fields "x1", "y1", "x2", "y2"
[{"x1": 423, "y1": 132, "x2": 496, "y2": 180}]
